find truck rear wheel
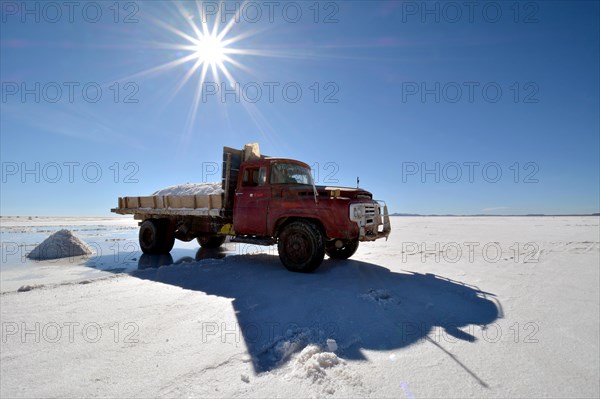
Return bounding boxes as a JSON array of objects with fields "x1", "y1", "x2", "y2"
[
  {"x1": 197, "y1": 235, "x2": 226, "y2": 249},
  {"x1": 139, "y1": 219, "x2": 175, "y2": 254},
  {"x1": 277, "y1": 221, "x2": 325, "y2": 273},
  {"x1": 325, "y1": 239, "x2": 359, "y2": 259}
]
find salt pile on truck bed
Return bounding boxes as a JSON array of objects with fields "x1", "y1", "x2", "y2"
[
  {"x1": 27, "y1": 229, "x2": 92, "y2": 260},
  {"x1": 116, "y1": 183, "x2": 224, "y2": 216},
  {"x1": 113, "y1": 145, "x2": 261, "y2": 217},
  {"x1": 152, "y1": 183, "x2": 223, "y2": 196}
]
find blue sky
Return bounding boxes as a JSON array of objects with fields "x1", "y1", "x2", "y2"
[{"x1": 1, "y1": 1, "x2": 598, "y2": 216}]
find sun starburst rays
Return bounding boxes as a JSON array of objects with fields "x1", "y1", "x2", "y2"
[
  {"x1": 117, "y1": 1, "x2": 321, "y2": 147},
  {"x1": 128, "y1": 3, "x2": 250, "y2": 95}
]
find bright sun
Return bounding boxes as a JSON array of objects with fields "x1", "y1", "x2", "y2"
[
  {"x1": 128, "y1": 2, "x2": 281, "y2": 135},
  {"x1": 194, "y1": 34, "x2": 226, "y2": 65}
]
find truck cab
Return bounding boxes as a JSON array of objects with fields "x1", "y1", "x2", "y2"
[{"x1": 232, "y1": 157, "x2": 390, "y2": 272}]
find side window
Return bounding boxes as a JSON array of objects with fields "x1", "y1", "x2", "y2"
[
  {"x1": 243, "y1": 167, "x2": 266, "y2": 187},
  {"x1": 271, "y1": 164, "x2": 285, "y2": 184},
  {"x1": 242, "y1": 168, "x2": 259, "y2": 187},
  {"x1": 258, "y1": 167, "x2": 266, "y2": 186}
]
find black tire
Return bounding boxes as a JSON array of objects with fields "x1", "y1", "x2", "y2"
[
  {"x1": 277, "y1": 221, "x2": 325, "y2": 273},
  {"x1": 139, "y1": 219, "x2": 175, "y2": 254},
  {"x1": 197, "y1": 235, "x2": 226, "y2": 249},
  {"x1": 325, "y1": 240, "x2": 359, "y2": 259},
  {"x1": 161, "y1": 220, "x2": 175, "y2": 253}
]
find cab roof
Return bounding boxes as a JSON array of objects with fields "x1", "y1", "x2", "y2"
[{"x1": 243, "y1": 157, "x2": 310, "y2": 168}]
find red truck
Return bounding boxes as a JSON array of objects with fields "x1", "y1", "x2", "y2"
[{"x1": 111, "y1": 144, "x2": 391, "y2": 272}]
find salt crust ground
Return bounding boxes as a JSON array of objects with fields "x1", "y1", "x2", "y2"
[{"x1": 1, "y1": 216, "x2": 598, "y2": 398}]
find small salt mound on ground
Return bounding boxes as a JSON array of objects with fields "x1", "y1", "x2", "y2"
[
  {"x1": 290, "y1": 344, "x2": 366, "y2": 395},
  {"x1": 27, "y1": 229, "x2": 93, "y2": 260},
  {"x1": 293, "y1": 344, "x2": 342, "y2": 382},
  {"x1": 151, "y1": 182, "x2": 223, "y2": 196}
]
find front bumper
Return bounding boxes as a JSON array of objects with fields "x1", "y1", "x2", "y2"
[{"x1": 349, "y1": 200, "x2": 391, "y2": 241}]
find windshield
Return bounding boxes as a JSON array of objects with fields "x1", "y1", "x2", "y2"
[{"x1": 270, "y1": 163, "x2": 314, "y2": 185}]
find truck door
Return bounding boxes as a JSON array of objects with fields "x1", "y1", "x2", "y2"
[{"x1": 233, "y1": 166, "x2": 269, "y2": 235}]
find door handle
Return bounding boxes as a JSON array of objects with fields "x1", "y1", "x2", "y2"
[{"x1": 236, "y1": 192, "x2": 244, "y2": 196}]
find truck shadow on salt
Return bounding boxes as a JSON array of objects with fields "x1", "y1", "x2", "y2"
[
  {"x1": 136, "y1": 248, "x2": 227, "y2": 269},
  {"x1": 86, "y1": 247, "x2": 228, "y2": 273},
  {"x1": 121, "y1": 253, "x2": 501, "y2": 379}
]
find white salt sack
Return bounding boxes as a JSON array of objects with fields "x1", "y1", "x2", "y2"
[
  {"x1": 243, "y1": 142, "x2": 261, "y2": 161},
  {"x1": 27, "y1": 229, "x2": 93, "y2": 260}
]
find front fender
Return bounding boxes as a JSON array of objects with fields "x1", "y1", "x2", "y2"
[{"x1": 268, "y1": 202, "x2": 358, "y2": 240}]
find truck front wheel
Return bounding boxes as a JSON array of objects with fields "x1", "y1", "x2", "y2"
[
  {"x1": 139, "y1": 219, "x2": 175, "y2": 254},
  {"x1": 278, "y1": 221, "x2": 325, "y2": 273},
  {"x1": 197, "y1": 235, "x2": 226, "y2": 249},
  {"x1": 325, "y1": 239, "x2": 359, "y2": 259}
]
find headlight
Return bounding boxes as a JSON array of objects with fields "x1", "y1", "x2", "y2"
[{"x1": 351, "y1": 205, "x2": 363, "y2": 220}]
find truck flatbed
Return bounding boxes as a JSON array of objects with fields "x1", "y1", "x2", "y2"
[{"x1": 111, "y1": 194, "x2": 224, "y2": 218}]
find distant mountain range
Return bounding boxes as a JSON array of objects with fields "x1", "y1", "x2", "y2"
[{"x1": 389, "y1": 213, "x2": 600, "y2": 217}]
